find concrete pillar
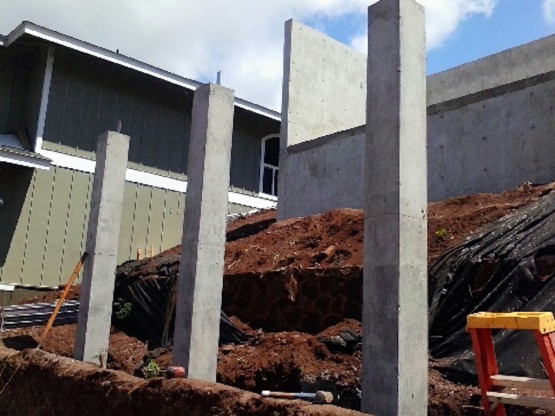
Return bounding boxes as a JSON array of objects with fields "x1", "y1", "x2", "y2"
[
  {"x1": 172, "y1": 83, "x2": 234, "y2": 381},
  {"x1": 74, "y1": 131, "x2": 129, "y2": 364},
  {"x1": 362, "y1": 0, "x2": 427, "y2": 415}
]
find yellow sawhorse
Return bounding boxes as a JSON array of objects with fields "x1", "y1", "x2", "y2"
[{"x1": 467, "y1": 312, "x2": 555, "y2": 416}]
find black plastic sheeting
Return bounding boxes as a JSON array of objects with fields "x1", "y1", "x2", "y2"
[
  {"x1": 428, "y1": 192, "x2": 555, "y2": 382},
  {"x1": 113, "y1": 264, "x2": 246, "y2": 348}
]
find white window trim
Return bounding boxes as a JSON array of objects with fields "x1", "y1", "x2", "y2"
[{"x1": 258, "y1": 134, "x2": 279, "y2": 198}]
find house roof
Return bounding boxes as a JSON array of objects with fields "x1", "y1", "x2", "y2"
[
  {"x1": 0, "y1": 135, "x2": 50, "y2": 170},
  {"x1": 3, "y1": 21, "x2": 281, "y2": 122}
]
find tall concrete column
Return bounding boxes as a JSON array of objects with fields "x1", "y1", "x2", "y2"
[
  {"x1": 362, "y1": 0, "x2": 427, "y2": 415},
  {"x1": 74, "y1": 131, "x2": 129, "y2": 364},
  {"x1": 172, "y1": 83, "x2": 234, "y2": 381}
]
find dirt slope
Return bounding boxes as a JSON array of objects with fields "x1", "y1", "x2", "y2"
[{"x1": 2, "y1": 181, "x2": 554, "y2": 415}]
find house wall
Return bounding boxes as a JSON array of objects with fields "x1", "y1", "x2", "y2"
[
  {"x1": 41, "y1": 47, "x2": 280, "y2": 193},
  {"x1": 278, "y1": 29, "x2": 555, "y2": 219},
  {"x1": 0, "y1": 38, "x2": 279, "y2": 288},
  {"x1": 42, "y1": 48, "x2": 192, "y2": 175},
  {"x1": 0, "y1": 164, "x2": 256, "y2": 288},
  {"x1": 0, "y1": 45, "x2": 45, "y2": 142}
]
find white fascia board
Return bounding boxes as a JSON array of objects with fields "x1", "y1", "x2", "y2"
[
  {"x1": 126, "y1": 169, "x2": 187, "y2": 193},
  {"x1": 39, "y1": 149, "x2": 277, "y2": 209},
  {"x1": 229, "y1": 192, "x2": 277, "y2": 209},
  {"x1": 40, "y1": 149, "x2": 95, "y2": 174},
  {"x1": 6, "y1": 23, "x2": 200, "y2": 91},
  {"x1": 235, "y1": 100, "x2": 281, "y2": 121},
  {"x1": 0, "y1": 152, "x2": 51, "y2": 170},
  {"x1": 7, "y1": 22, "x2": 281, "y2": 122}
]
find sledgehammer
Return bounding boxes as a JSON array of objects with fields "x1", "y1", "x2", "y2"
[{"x1": 261, "y1": 390, "x2": 334, "y2": 404}]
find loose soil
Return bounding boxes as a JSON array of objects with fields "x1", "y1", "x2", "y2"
[{"x1": 2, "y1": 181, "x2": 554, "y2": 415}]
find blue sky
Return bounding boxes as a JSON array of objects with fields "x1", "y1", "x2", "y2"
[
  {"x1": 426, "y1": 0, "x2": 555, "y2": 73},
  {"x1": 3, "y1": 0, "x2": 555, "y2": 110},
  {"x1": 307, "y1": 0, "x2": 555, "y2": 75}
]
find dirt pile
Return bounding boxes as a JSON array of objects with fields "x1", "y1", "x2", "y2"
[
  {"x1": 0, "y1": 346, "x2": 363, "y2": 416},
  {"x1": 1, "y1": 181, "x2": 554, "y2": 415}
]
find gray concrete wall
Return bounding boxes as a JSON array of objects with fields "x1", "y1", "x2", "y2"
[
  {"x1": 427, "y1": 33, "x2": 555, "y2": 107},
  {"x1": 427, "y1": 74, "x2": 555, "y2": 200},
  {"x1": 281, "y1": 127, "x2": 364, "y2": 219},
  {"x1": 278, "y1": 31, "x2": 555, "y2": 219},
  {"x1": 280, "y1": 20, "x2": 366, "y2": 148},
  {"x1": 278, "y1": 19, "x2": 366, "y2": 220}
]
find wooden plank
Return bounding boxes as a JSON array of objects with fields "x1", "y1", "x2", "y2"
[
  {"x1": 467, "y1": 312, "x2": 555, "y2": 334},
  {"x1": 491, "y1": 375, "x2": 553, "y2": 391},
  {"x1": 487, "y1": 391, "x2": 555, "y2": 410}
]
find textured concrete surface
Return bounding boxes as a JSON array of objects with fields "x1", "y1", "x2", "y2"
[
  {"x1": 362, "y1": 0, "x2": 427, "y2": 414},
  {"x1": 428, "y1": 32, "x2": 555, "y2": 107},
  {"x1": 281, "y1": 127, "x2": 365, "y2": 219},
  {"x1": 427, "y1": 76, "x2": 555, "y2": 200},
  {"x1": 277, "y1": 30, "x2": 555, "y2": 220},
  {"x1": 172, "y1": 84, "x2": 234, "y2": 382},
  {"x1": 74, "y1": 131, "x2": 129, "y2": 364},
  {"x1": 278, "y1": 19, "x2": 366, "y2": 220}
]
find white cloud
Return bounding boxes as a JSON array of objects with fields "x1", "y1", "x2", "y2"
[
  {"x1": 1, "y1": 0, "x2": 497, "y2": 112},
  {"x1": 544, "y1": 0, "x2": 555, "y2": 24}
]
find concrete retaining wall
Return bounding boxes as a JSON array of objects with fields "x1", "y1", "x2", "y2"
[
  {"x1": 278, "y1": 20, "x2": 366, "y2": 220},
  {"x1": 282, "y1": 127, "x2": 365, "y2": 219},
  {"x1": 278, "y1": 27, "x2": 555, "y2": 219}
]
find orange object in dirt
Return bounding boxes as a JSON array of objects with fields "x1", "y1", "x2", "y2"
[
  {"x1": 165, "y1": 366, "x2": 186, "y2": 378},
  {"x1": 37, "y1": 252, "x2": 88, "y2": 349}
]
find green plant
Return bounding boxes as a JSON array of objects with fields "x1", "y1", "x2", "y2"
[
  {"x1": 113, "y1": 298, "x2": 133, "y2": 320},
  {"x1": 435, "y1": 227, "x2": 448, "y2": 239},
  {"x1": 236, "y1": 356, "x2": 250, "y2": 369},
  {"x1": 142, "y1": 359, "x2": 160, "y2": 378}
]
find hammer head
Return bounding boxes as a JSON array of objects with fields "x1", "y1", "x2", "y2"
[{"x1": 314, "y1": 390, "x2": 334, "y2": 404}]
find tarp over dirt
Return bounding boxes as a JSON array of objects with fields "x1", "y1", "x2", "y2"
[
  {"x1": 114, "y1": 257, "x2": 246, "y2": 348},
  {"x1": 429, "y1": 192, "x2": 555, "y2": 380}
]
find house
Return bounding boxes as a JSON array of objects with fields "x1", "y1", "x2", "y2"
[{"x1": 0, "y1": 22, "x2": 280, "y2": 289}]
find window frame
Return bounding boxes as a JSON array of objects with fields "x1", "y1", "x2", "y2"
[{"x1": 258, "y1": 134, "x2": 279, "y2": 198}]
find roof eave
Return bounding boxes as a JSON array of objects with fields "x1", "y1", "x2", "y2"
[
  {"x1": 0, "y1": 146, "x2": 51, "y2": 170},
  {"x1": 6, "y1": 22, "x2": 281, "y2": 122}
]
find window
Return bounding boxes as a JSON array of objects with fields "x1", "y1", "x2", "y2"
[{"x1": 259, "y1": 135, "x2": 279, "y2": 197}]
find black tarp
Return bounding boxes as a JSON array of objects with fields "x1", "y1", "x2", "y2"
[
  {"x1": 428, "y1": 192, "x2": 555, "y2": 382},
  {"x1": 113, "y1": 261, "x2": 246, "y2": 348}
]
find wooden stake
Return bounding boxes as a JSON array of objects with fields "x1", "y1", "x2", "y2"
[{"x1": 36, "y1": 252, "x2": 88, "y2": 349}]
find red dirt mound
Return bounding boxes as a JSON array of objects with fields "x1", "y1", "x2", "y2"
[{"x1": 2, "y1": 181, "x2": 553, "y2": 415}]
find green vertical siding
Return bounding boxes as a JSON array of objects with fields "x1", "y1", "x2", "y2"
[
  {"x1": 0, "y1": 165, "x2": 188, "y2": 287},
  {"x1": 0, "y1": 163, "x2": 33, "y2": 270},
  {"x1": 0, "y1": 163, "x2": 268, "y2": 288}
]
